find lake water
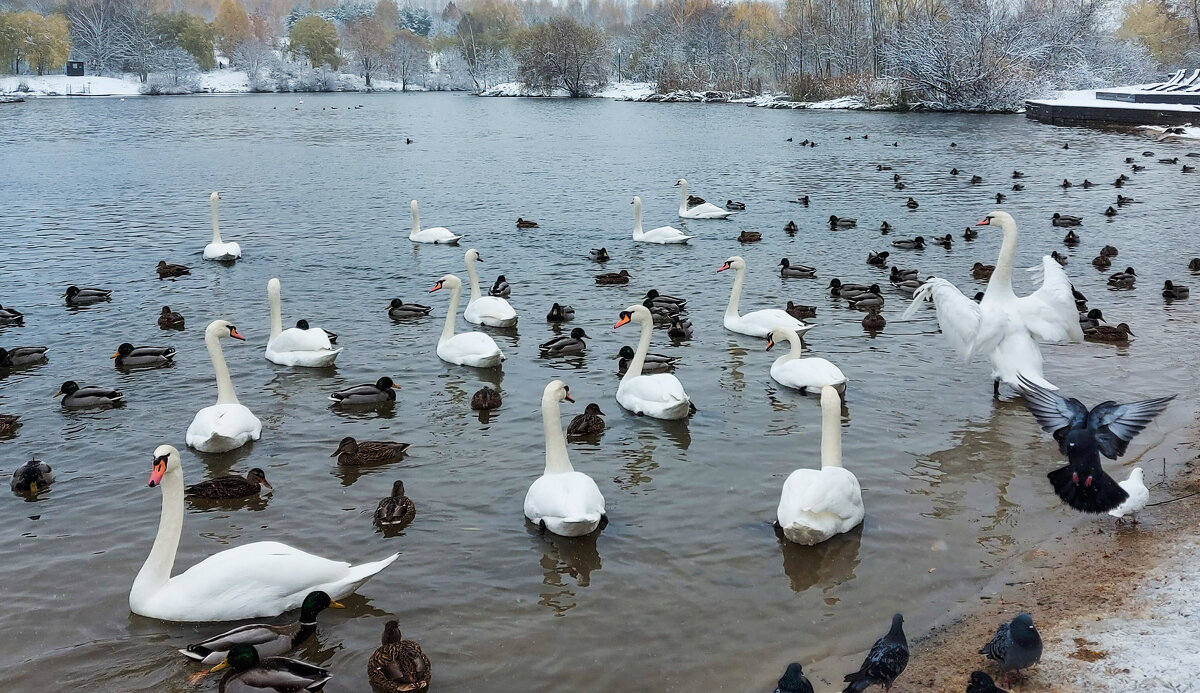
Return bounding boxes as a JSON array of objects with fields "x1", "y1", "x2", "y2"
[{"x1": 0, "y1": 92, "x2": 1197, "y2": 691}]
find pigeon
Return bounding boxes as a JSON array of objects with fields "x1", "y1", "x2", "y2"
[
  {"x1": 979, "y1": 613, "x2": 1042, "y2": 685},
  {"x1": 774, "y1": 662, "x2": 815, "y2": 693},
  {"x1": 843, "y1": 613, "x2": 908, "y2": 693},
  {"x1": 1018, "y1": 375, "x2": 1175, "y2": 459},
  {"x1": 1108, "y1": 467, "x2": 1150, "y2": 523},
  {"x1": 966, "y1": 670, "x2": 1008, "y2": 693},
  {"x1": 1050, "y1": 427, "x2": 1132, "y2": 513}
]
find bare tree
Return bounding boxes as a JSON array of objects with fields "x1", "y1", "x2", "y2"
[
  {"x1": 390, "y1": 29, "x2": 430, "y2": 89},
  {"x1": 66, "y1": 0, "x2": 125, "y2": 75},
  {"x1": 513, "y1": 15, "x2": 609, "y2": 95}
]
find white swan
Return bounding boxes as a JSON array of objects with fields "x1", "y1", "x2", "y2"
[
  {"x1": 462, "y1": 249, "x2": 518, "y2": 327},
  {"x1": 901, "y1": 211, "x2": 1082, "y2": 392},
  {"x1": 524, "y1": 381, "x2": 606, "y2": 537},
  {"x1": 676, "y1": 179, "x2": 734, "y2": 219},
  {"x1": 203, "y1": 192, "x2": 242, "y2": 261},
  {"x1": 265, "y1": 278, "x2": 342, "y2": 367},
  {"x1": 632, "y1": 196, "x2": 692, "y2": 244},
  {"x1": 718, "y1": 256, "x2": 814, "y2": 338},
  {"x1": 768, "y1": 326, "x2": 847, "y2": 393},
  {"x1": 614, "y1": 304, "x2": 691, "y2": 420},
  {"x1": 777, "y1": 386, "x2": 864, "y2": 545},
  {"x1": 409, "y1": 199, "x2": 462, "y2": 244},
  {"x1": 186, "y1": 320, "x2": 262, "y2": 453},
  {"x1": 130, "y1": 444, "x2": 399, "y2": 621},
  {"x1": 430, "y1": 274, "x2": 504, "y2": 367}
]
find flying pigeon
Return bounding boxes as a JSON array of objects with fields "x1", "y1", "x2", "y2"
[
  {"x1": 979, "y1": 613, "x2": 1042, "y2": 685},
  {"x1": 1050, "y1": 428, "x2": 1130, "y2": 512},
  {"x1": 1018, "y1": 375, "x2": 1174, "y2": 459},
  {"x1": 843, "y1": 613, "x2": 909, "y2": 692},
  {"x1": 966, "y1": 670, "x2": 1008, "y2": 693},
  {"x1": 774, "y1": 662, "x2": 815, "y2": 693}
]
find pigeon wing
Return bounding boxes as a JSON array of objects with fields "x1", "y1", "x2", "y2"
[
  {"x1": 1017, "y1": 375, "x2": 1088, "y2": 451},
  {"x1": 1086, "y1": 395, "x2": 1176, "y2": 459},
  {"x1": 978, "y1": 622, "x2": 1010, "y2": 662}
]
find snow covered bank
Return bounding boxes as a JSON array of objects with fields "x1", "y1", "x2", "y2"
[
  {"x1": 0, "y1": 69, "x2": 430, "y2": 97},
  {"x1": 0, "y1": 75, "x2": 140, "y2": 97},
  {"x1": 475, "y1": 81, "x2": 654, "y2": 99},
  {"x1": 1138, "y1": 124, "x2": 1200, "y2": 140}
]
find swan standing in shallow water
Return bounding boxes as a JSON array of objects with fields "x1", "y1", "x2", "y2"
[
  {"x1": 768, "y1": 326, "x2": 847, "y2": 393},
  {"x1": 901, "y1": 211, "x2": 1082, "y2": 392},
  {"x1": 186, "y1": 320, "x2": 262, "y2": 453},
  {"x1": 675, "y1": 179, "x2": 734, "y2": 219},
  {"x1": 718, "y1": 256, "x2": 814, "y2": 338},
  {"x1": 203, "y1": 192, "x2": 242, "y2": 261},
  {"x1": 408, "y1": 199, "x2": 462, "y2": 244},
  {"x1": 462, "y1": 249, "x2": 518, "y2": 327},
  {"x1": 632, "y1": 196, "x2": 692, "y2": 244},
  {"x1": 524, "y1": 381, "x2": 606, "y2": 537},
  {"x1": 429, "y1": 274, "x2": 504, "y2": 367},
  {"x1": 265, "y1": 278, "x2": 342, "y2": 367},
  {"x1": 777, "y1": 386, "x2": 864, "y2": 545},
  {"x1": 130, "y1": 445, "x2": 398, "y2": 621},
  {"x1": 614, "y1": 304, "x2": 691, "y2": 419}
]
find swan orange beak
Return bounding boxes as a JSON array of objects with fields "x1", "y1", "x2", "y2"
[
  {"x1": 766, "y1": 336, "x2": 776, "y2": 351},
  {"x1": 564, "y1": 393, "x2": 575, "y2": 403},
  {"x1": 614, "y1": 315, "x2": 630, "y2": 329},
  {"x1": 148, "y1": 458, "x2": 167, "y2": 487},
  {"x1": 229, "y1": 328, "x2": 245, "y2": 341},
  {"x1": 717, "y1": 262, "x2": 730, "y2": 272},
  {"x1": 975, "y1": 218, "x2": 990, "y2": 226},
  {"x1": 429, "y1": 281, "x2": 443, "y2": 293}
]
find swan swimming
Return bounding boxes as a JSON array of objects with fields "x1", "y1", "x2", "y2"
[
  {"x1": 523, "y1": 380, "x2": 606, "y2": 537},
  {"x1": 462, "y1": 249, "x2": 518, "y2": 327},
  {"x1": 675, "y1": 179, "x2": 734, "y2": 219},
  {"x1": 632, "y1": 196, "x2": 692, "y2": 244},
  {"x1": 185, "y1": 320, "x2": 262, "y2": 453},
  {"x1": 409, "y1": 199, "x2": 462, "y2": 244},
  {"x1": 613, "y1": 304, "x2": 692, "y2": 419},
  {"x1": 718, "y1": 256, "x2": 814, "y2": 338},
  {"x1": 203, "y1": 192, "x2": 242, "y2": 261},
  {"x1": 265, "y1": 278, "x2": 342, "y2": 367},
  {"x1": 430, "y1": 274, "x2": 505, "y2": 367}
]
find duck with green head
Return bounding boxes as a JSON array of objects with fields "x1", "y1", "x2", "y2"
[
  {"x1": 211, "y1": 642, "x2": 332, "y2": 692},
  {"x1": 181, "y1": 591, "x2": 343, "y2": 668}
]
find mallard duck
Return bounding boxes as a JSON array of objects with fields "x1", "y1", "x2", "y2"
[
  {"x1": 686, "y1": 194, "x2": 706, "y2": 207},
  {"x1": 212, "y1": 643, "x2": 331, "y2": 692},
  {"x1": 596, "y1": 270, "x2": 631, "y2": 285},
  {"x1": 64, "y1": 285, "x2": 111, "y2": 305},
  {"x1": 972, "y1": 262, "x2": 995, "y2": 279},
  {"x1": 1012, "y1": 170, "x2": 1025, "y2": 178},
  {"x1": 877, "y1": 164, "x2": 891, "y2": 171},
  {"x1": 1052, "y1": 213, "x2": 1082, "y2": 227},
  {"x1": 848, "y1": 290, "x2": 884, "y2": 310},
  {"x1": 894, "y1": 181, "x2": 906, "y2": 190},
  {"x1": 0, "y1": 346, "x2": 48, "y2": 367},
  {"x1": 156, "y1": 260, "x2": 191, "y2": 278},
  {"x1": 829, "y1": 278, "x2": 872, "y2": 297},
  {"x1": 1163, "y1": 280, "x2": 1190, "y2": 299},
  {"x1": 331, "y1": 437, "x2": 411, "y2": 465},
  {"x1": 995, "y1": 193, "x2": 1006, "y2": 203},
  {"x1": 470, "y1": 386, "x2": 501, "y2": 410},
  {"x1": 1190, "y1": 258, "x2": 1200, "y2": 270},
  {"x1": 55, "y1": 381, "x2": 122, "y2": 408},
  {"x1": 640, "y1": 300, "x2": 674, "y2": 325},
  {"x1": 1085, "y1": 323, "x2": 1134, "y2": 343},
  {"x1": 1012, "y1": 183, "x2": 1025, "y2": 191},
  {"x1": 905, "y1": 197, "x2": 919, "y2": 209},
  {"x1": 1092, "y1": 255, "x2": 1111, "y2": 269},
  {"x1": 829, "y1": 215, "x2": 857, "y2": 228},
  {"x1": 1079, "y1": 308, "x2": 1105, "y2": 330},
  {"x1": 785, "y1": 302, "x2": 817, "y2": 320},
  {"x1": 375, "y1": 480, "x2": 416, "y2": 527},
  {"x1": 0, "y1": 414, "x2": 19, "y2": 436},
  {"x1": 158, "y1": 306, "x2": 185, "y2": 329},
  {"x1": 113, "y1": 343, "x2": 176, "y2": 368},
  {"x1": 295, "y1": 320, "x2": 337, "y2": 345},
  {"x1": 780, "y1": 258, "x2": 817, "y2": 278},
  {"x1": 1108, "y1": 267, "x2": 1136, "y2": 288},
  {"x1": 893, "y1": 173, "x2": 901, "y2": 182},
  {"x1": 891, "y1": 278, "x2": 922, "y2": 296},
  {"x1": 963, "y1": 226, "x2": 978, "y2": 240},
  {"x1": 185, "y1": 468, "x2": 272, "y2": 499},
  {"x1": 890, "y1": 266, "x2": 918, "y2": 282},
  {"x1": 861, "y1": 308, "x2": 886, "y2": 330},
  {"x1": 1073, "y1": 287, "x2": 1089, "y2": 312},
  {"x1": 540, "y1": 328, "x2": 589, "y2": 356},
  {"x1": 388, "y1": 299, "x2": 432, "y2": 319},
  {"x1": 970, "y1": 175, "x2": 983, "y2": 184},
  {"x1": 489, "y1": 275, "x2": 511, "y2": 298},
  {"x1": 1061, "y1": 179, "x2": 1072, "y2": 188},
  {"x1": 329, "y1": 377, "x2": 399, "y2": 405},
  {"x1": 1063, "y1": 229, "x2": 1080, "y2": 246},
  {"x1": 1132, "y1": 164, "x2": 1146, "y2": 171},
  {"x1": 737, "y1": 230, "x2": 761, "y2": 243},
  {"x1": 1100, "y1": 245, "x2": 1118, "y2": 257},
  {"x1": 930, "y1": 234, "x2": 952, "y2": 248},
  {"x1": 891, "y1": 236, "x2": 924, "y2": 249},
  {"x1": 10, "y1": 457, "x2": 52, "y2": 495},
  {"x1": 668, "y1": 316, "x2": 693, "y2": 341},
  {"x1": 867, "y1": 251, "x2": 890, "y2": 266},
  {"x1": 784, "y1": 220, "x2": 798, "y2": 234},
  {"x1": 616, "y1": 345, "x2": 676, "y2": 375},
  {"x1": 1160, "y1": 157, "x2": 1179, "y2": 164},
  {"x1": 181, "y1": 591, "x2": 341, "y2": 668},
  {"x1": 515, "y1": 217, "x2": 539, "y2": 228},
  {"x1": 1104, "y1": 206, "x2": 1117, "y2": 217},
  {"x1": 644, "y1": 289, "x2": 687, "y2": 311},
  {"x1": 879, "y1": 221, "x2": 892, "y2": 233},
  {"x1": 726, "y1": 200, "x2": 746, "y2": 210},
  {"x1": 589, "y1": 247, "x2": 610, "y2": 262},
  {"x1": 1117, "y1": 195, "x2": 1134, "y2": 206},
  {"x1": 1050, "y1": 251, "x2": 1068, "y2": 267},
  {"x1": 1185, "y1": 165, "x2": 1196, "y2": 173},
  {"x1": 0, "y1": 304, "x2": 24, "y2": 324},
  {"x1": 566, "y1": 403, "x2": 606, "y2": 437},
  {"x1": 367, "y1": 620, "x2": 431, "y2": 692},
  {"x1": 546, "y1": 303, "x2": 574, "y2": 322}
]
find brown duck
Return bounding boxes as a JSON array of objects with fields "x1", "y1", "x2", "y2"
[
  {"x1": 367, "y1": 620, "x2": 432, "y2": 692},
  {"x1": 470, "y1": 386, "x2": 502, "y2": 410},
  {"x1": 158, "y1": 306, "x2": 184, "y2": 329},
  {"x1": 595, "y1": 269, "x2": 631, "y2": 285},
  {"x1": 185, "y1": 468, "x2": 272, "y2": 499},
  {"x1": 785, "y1": 301, "x2": 817, "y2": 319},
  {"x1": 737, "y1": 230, "x2": 762, "y2": 243},
  {"x1": 972, "y1": 262, "x2": 995, "y2": 279},
  {"x1": 156, "y1": 261, "x2": 190, "y2": 278},
  {"x1": 0, "y1": 414, "x2": 19, "y2": 437},
  {"x1": 566, "y1": 403, "x2": 606, "y2": 437},
  {"x1": 375, "y1": 480, "x2": 416, "y2": 527},
  {"x1": 1085, "y1": 323, "x2": 1134, "y2": 343},
  {"x1": 331, "y1": 437, "x2": 411, "y2": 465},
  {"x1": 515, "y1": 217, "x2": 539, "y2": 229}
]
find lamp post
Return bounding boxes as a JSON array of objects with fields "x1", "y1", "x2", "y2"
[{"x1": 617, "y1": 47, "x2": 622, "y2": 83}]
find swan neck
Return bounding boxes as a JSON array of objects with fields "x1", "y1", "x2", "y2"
[
  {"x1": 820, "y1": 393, "x2": 843, "y2": 468},
  {"x1": 207, "y1": 329, "x2": 239, "y2": 405},
  {"x1": 440, "y1": 282, "x2": 460, "y2": 344},
  {"x1": 725, "y1": 265, "x2": 745, "y2": 318},
  {"x1": 782, "y1": 331, "x2": 802, "y2": 360},
  {"x1": 268, "y1": 282, "x2": 283, "y2": 341},
  {"x1": 134, "y1": 465, "x2": 183, "y2": 596},
  {"x1": 464, "y1": 254, "x2": 482, "y2": 301},
  {"x1": 624, "y1": 315, "x2": 653, "y2": 380},
  {"x1": 410, "y1": 203, "x2": 420, "y2": 238},
  {"x1": 633, "y1": 198, "x2": 643, "y2": 236},
  {"x1": 542, "y1": 393, "x2": 573, "y2": 475},
  {"x1": 677, "y1": 182, "x2": 687, "y2": 214},
  {"x1": 210, "y1": 197, "x2": 221, "y2": 243},
  {"x1": 987, "y1": 220, "x2": 1018, "y2": 295}
]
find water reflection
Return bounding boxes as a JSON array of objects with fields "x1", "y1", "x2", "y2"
[
  {"x1": 776, "y1": 523, "x2": 863, "y2": 596},
  {"x1": 185, "y1": 443, "x2": 256, "y2": 477},
  {"x1": 186, "y1": 494, "x2": 271, "y2": 513},
  {"x1": 527, "y1": 523, "x2": 603, "y2": 616}
]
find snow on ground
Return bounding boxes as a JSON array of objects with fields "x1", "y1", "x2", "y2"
[
  {"x1": 1141, "y1": 124, "x2": 1200, "y2": 139},
  {"x1": 595, "y1": 81, "x2": 654, "y2": 100},
  {"x1": 0, "y1": 74, "x2": 140, "y2": 97},
  {"x1": 196, "y1": 69, "x2": 252, "y2": 93},
  {"x1": 1030, "y1": 88, "x2": 1200, "y2": 112},
  {"x1": 731, "y1": 92, "x2": 868, "y2": 110}
]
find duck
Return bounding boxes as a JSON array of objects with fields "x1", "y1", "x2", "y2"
[
  {"x1": 686, "y1": 194, "x2": 706, "y2": 207},
  {"x1": 785, "y1": 302, "x2": 817, "y2": 320},
  {"x1": 596, "y1": 269, "x2": 632, "y2": 285},
  {"x1": 784, "y1": 220, "x2": 798, "y2": 234},
  {"x1": 1185, "y1": 165, "x2": 1197, "y2": 173},
  {"x1": 737, "y1": 230, "x2": 762, "y2": 243},
  {"x1": 862, "y1": 309, "x2": 886, "y2": 330},
  {"x1": 767, "y1": 327, "x2": 847, "y2": 393},
  {"x1": 829, "y1": 215, "x2": 857, "y2": 228},
  {"x1": 546, "y1": 303, "x2": 574, "y2": 322},
  {"x1": 614, "y1": 305, "x2": 692, "y2": 419},
  {"x1": 330, "y1": 377, "x2": 399, "y2": 405},
  {"x1": 1082, "y1": 179, "x2": 1095, "y2": 188},
  {"x1": 1100, "y1": 245, "x2": 1118, "y2": 257},
  {"x1": 156, "y1": 260, "x2": 190, "y2": 278},
  {"x1": 540, "y1": 327, "x2": 589, "y2": 356},
  {"x1": 931, "y1": 234, "x2": 953, "y2": 248},
  {"x1": 1108, "y1": 267, "x2": 1136, "y2": 288},
  {"x1": 589, "y1": 247, "x2": 610, "y2": 262},
  {"x1": 1163, "y1": 280, "x2": 1189, "y2": 299},
  {"x1": 726, "y1": 199, "x2": 746, "y2": 210},
  {"x1": 265, "y1": 278, "x2": 341, "y2": 368},
  {"x1": 668, "y1": 316, "x2": 693, "y2": 341},
  {"x1": 462, "y1": 250, "x2": 518, "y2": 327},
  {"x1": 901, "y1": 211, "x2": 1083, "y2": 392},
  {"x1": 470, "y1": 386, "x2": 502, "y2": 410},
  {"x1": 895, "y1": 182, "x2": 906, "y2": 190},
  {"x1": 203, "y1": 192, "x2": 242, "y2": 261},
  {"x1": 10, "y1": 457, "x2": 53, "y2": 495},
  {"x1": 867, "y1": 251, "x2": 890, "y2": 266},
  {"x1": 567, "y1": 403, "x2": 606, "y2": 437},
  {"x1": 0, "y1": 304, "x2": 23, "y2": 324},
  {"x1": 113, "y1": 343, "x2": 175, "y2": 368},
  {"x1": 780, "y1": 258, "x2": 817, "y2": 278},
  {"x1": 847, "y1": 289, "x2": 884, "y2": 311},
  {"x1": 796, "y1": 195, "x2": 810, "y2": 206},
  {"x1": 972, "y1": 262, "x2": 995, "y2": 279},
  {"x1": 616, "y1": 345, "x2": 676, "y2": 375},
  {"x1": 1132, "y1": 164, "x2": 1146, "y2": 171},
  {"x1": 1190, "y1": 258, "x2": 1200, "y2": 270},
  {"x1": 131, "y1": 445, "x2": 398, "y2": 621},
  {"x1": 1050, "y1": 251, "x2": 1068, "y2": 267},
  {"x1": 963, "y1": 227, "x2": 979, "y2": 240},
  {"x1": 1085, "y1": 323, "x2": 1134, "y2": 343},
  {"x1": 367, "y1": 621, "x2": 432, "y2": 692},
  {"x1": 970, "y1": 175, "x2": 983, "y2": 184},
  {"x1": 1063, "y1": 229, "x2": 1080, "y2": 246},
  {"x1": 1117, "y1": 195, "x2": 1134, "y2": 205},
  {"x1": 408, "y1": 199, "x2": 462, "y2": 244},
  {"x1": 1012, "y1": 184, "x2": 1025, "y2": 191},
  {"x1": 995, "y1": 193, "x2": 1006, "y2": 203},
  {"x1": 186, "y1": 321, "x2": 262, "y2": 453},
  {"x1": 0, "y1": 414, "x2": 20, "y2": 436},
  {"x1": 829, "y1": 278, "x2": 873, "y2": 297},
  {"x1": 1160, "y1": 157, "x2": 1180, "y2": 164},
  {"x1": 516, "y1": 217, "x2": 539, "y2": 228},
  {"x1": 1114, "y1": 177, "x2": 1125, "y2": 187},
  {"x1": 64, "y1": 285, "x2": 111, "y2": 305},
  {"x1": 1061, "y1": 179, "x2": 1072, "y2": 188},
  {"x1": 179, "y1": 591, "x2": 341, "y2": 668},
  {"x1": 1109, "y1": 468, "x2": 1150, "y2": 523},
  {"x1": 950, "y1": 168, "x2": 959, "y2": 175},
  {"x1": 905, "y1": 197, "x2": 919, "y2": 209},
  {"x1": 719, "y1": 257, "x2": 814, "y2": 338},
  {"x1": 645, "y1": 289, "x2": 688, "y2": 311},
  {"x1": 158, "y1": 306, "x2": 185, "y2": 329},
  {"x1": 211, "y1": 644, "x2": 332, "y2": 692},
  {"x1": 891, "y1": 279, "x2": 922, "y2": 296},
  {"x1": 1052, "y1": 213, "x2": 1082, "y2": 227},
  {"x1": 489, "y1": 275, "x2": 512, "y2": 299},
  {"x1": 429, "y1": 274, "x2": 504, "y2": 367},
  {"x1": 1092, "y1": 254, "x2": 1111, "y2": 269},
  {"x1": 676, "y1": 179, "x2": 734, "y2": 219},
  {"x1": 777, "y1": 386, "x2": 864, "y2": 545},
  {"x1": 1012, "y1": 170, "x2": 1026, "y2": 178},
  {"x1": 890, "y1": 266, "x2": 918, "y2": 282},
  {"x1": 1104, "y1": 206, "x2": 1117, "y2": 217},
  {"x1": 0, "y1": 346, "x2": 48, "y2": 367},
  {"x1": 632, "y1": 195, "x2": 692, "y2": 243},
  {"x1": 56, "y1": 380, "x2": 122, "y2": 408},
  {"x1": 525, "y1": 380, "x2": 607, "y2": 535},
  {"x1": 1079, "y1": 308, "x2": 1105, "y2": 330},
  {"x1": 185, "y1": 468, "x2": 273, "y2": 499},
  {"x1": 388, "y1": 298, "x2": 432, "y2": 319},
  {"x1": 331, "y1": 437, "x2": 410, "y2": 465},
  {"x1": 891, "y1": 236, "x2": 924, "y2": 249},
  {"x1": 375, "y1": 481, "x2": 416, "y2": 527},
  {"x1": 879, "y1": 221, "x2": 892, "y2": 233}
]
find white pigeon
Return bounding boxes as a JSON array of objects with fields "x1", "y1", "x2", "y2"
[{"x1": 1108, "y1": 468, "x2": 1149, "y2": 522}]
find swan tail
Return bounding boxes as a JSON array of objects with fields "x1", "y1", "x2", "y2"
[{"x1": 342, "y1": 552, "x2": 400, "y2": 589}]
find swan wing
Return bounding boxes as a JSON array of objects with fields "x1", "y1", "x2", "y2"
[
  {"x1": 773, "y1": 357, "x2": 847, "y2": 389},
  {"x1": 440, "y1": 332, "x2": 503, "y2": 364},
  {"x1": 640, "y1": 226, "x2": 692, "y2": 243},
  {"x1": 621, "y1": 373, "x2": 688, "y2": 404},
  {"x1": 734, "y1": 309, "x2": 813, "y2": 338},
  {"x1": 987, "y1": 330, "x2": 1051, "y2": 389},
  {"x1": 524, "y1": 472, "x2": 605, "y2": 524},
  {"x1": 466, "y1": 296, "x2": 517, "y2": 321},
  {"x1": 1015, "y1": 257, "x2": 1085, "y2": 343},
  {"x1": 269, "y1": 327, "x2": 333, "y2": 353},
  {"x1": 778, "y1": 467, "x2": 863, "y2": 520},
  {"x1": 904, "y1": 278, "x2": 982, "y2": 360},
  {"x1": 186, "y1": 403, "x2": 262, "y2": 450}
]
